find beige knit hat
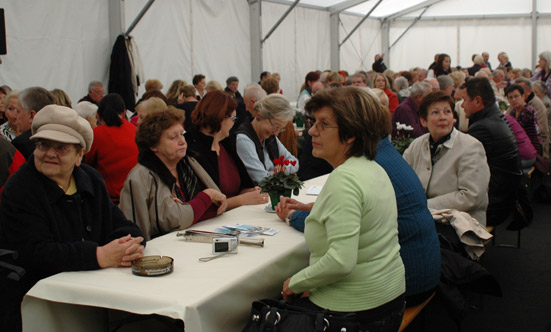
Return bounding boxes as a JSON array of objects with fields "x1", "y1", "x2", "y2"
[{"x1": 30, "y1": 104, "x2": 94, "y2": 152}]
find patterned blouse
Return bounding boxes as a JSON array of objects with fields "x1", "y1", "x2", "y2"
[
  {"x1": 510, "y1": 104, "x2": 542, "y2": 154},
  {"x1": 0, "y1": 122, "x2": 17, "y2": 142}
]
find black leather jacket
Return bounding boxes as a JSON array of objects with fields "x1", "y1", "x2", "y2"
[{"x1": 468, "y1": 103, "x2": 521, "y2": 226}]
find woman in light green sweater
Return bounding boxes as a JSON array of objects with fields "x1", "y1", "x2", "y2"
[{"x1": 282, "y1": 87, "x2": 405, "y2": 332}]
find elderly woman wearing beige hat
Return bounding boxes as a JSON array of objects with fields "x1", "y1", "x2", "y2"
[{"x1": 0, "y1": 105, "x2": 145, "y2": 332}]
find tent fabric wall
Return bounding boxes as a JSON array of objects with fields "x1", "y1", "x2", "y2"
[
  {"x1": 124, "y1": 0, "x2": 251, "y2": 100},
  {"x1": 339, "y1": 14, "x2": 382, "y2": 74},
  {"x1": 262, "y1": 2, "x2": 330, "y2": 103},
  {"x1": 0, "y1": 0, "x2": 110, "y2": 105},
  {"x1": 388, "y1": 17, "x2": 549, "y2": 72}
]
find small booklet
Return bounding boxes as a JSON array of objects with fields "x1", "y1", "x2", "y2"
[
  {"x1": 215, "y1": 224, "x2": 279, "y2": 237},
  {"x1": 306, "y1": 185, "x2": 323, "y2": 195}
]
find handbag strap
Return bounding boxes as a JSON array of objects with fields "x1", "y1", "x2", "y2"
[
  {"x1": 264, "y1": 307, "x2": 280, "y2": 332},
  {"x1": 314, "y1": 312, "x2": 327, "y2": 332}
]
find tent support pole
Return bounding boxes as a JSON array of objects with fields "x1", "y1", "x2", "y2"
[
  {"x1": 125, "y1": 0, "x2": 155, "y2": 36},
  {"x1": 381, "y1": 20, "x2": 390, "y2": 69},
  {"x1": 262, "y1": 0, "x2": 299, "y2": 43},
  {"x1": 339, "y1": 0, "x2": 382, "y2": 48},
  {"x1": 389, "y1": 7, "x2": 428, "y2": 49},
  {"x1": 249, "y1": 0, "x2": 263, "y2": 83},
  {"x1": 532, "y1": 0, "x2": 538, "y2": 71},
  {"x1": 108, "y1": 0, "x2": 125, "y2": 45},
  {"x1": 330, "y1": 13, "x2": 340, "y2": 70}
]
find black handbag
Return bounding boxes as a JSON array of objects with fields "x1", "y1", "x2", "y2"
[{"x1": 242, "y1": 299, "x2": 359, "y2": 332}]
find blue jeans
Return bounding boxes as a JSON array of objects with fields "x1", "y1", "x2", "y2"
[{"x1": 293, "y1": 294, "x2": 405, "y2": 332}]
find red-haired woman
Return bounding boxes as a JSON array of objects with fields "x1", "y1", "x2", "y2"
[{"x1": 185, "y1": 90, "x2": 268, "y2": 209}]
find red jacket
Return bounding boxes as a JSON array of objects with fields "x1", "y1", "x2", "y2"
[
  {"x1": 0, "y1": 140, "x2": 25, "y2": 194},
  {"x1": 85, "y1": 119, "x2": 138, "y2": 203}
]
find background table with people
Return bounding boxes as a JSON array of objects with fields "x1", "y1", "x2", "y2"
[{"x1": 20, "y1": 175, "x2": 327, "y2": 332}]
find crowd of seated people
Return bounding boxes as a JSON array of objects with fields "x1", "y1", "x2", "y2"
[{"x1": 2, "y1": 49, "x2": 551, "y2": 331}]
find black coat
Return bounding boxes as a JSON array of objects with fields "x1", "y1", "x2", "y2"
[
  {"x1": 0, "y1": 155, "x2": 144, "y2": 293},
  {"x1": 11, "y1": 130, "x2": 34, "y2": 160},
  {"x1": 298, "y1": 130, "x2": 332, "y2": 181},
  {"x1": 108, "y1": 34, "x2": 136, "y2": 112},
  {"x1": 185, "y1": 127, "x2": 254, "y2": 191},
  {"x1": 467, "y1": 103, "x2": 521, "y2": 226}
]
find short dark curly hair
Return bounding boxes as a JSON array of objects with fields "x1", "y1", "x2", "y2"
[{"x1": 135, "y1": 106, "x2": 183, "y2": 154}]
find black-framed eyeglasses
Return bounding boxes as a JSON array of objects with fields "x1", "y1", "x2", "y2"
[
  {"x1": 35, "y1": 140, "x2": 73, "y2": 156},
  {"x1": 268, "y1": 118, "x2": 286, "y2": 133},
  {"x1": 306, "y1": 118, "x2": 338, "y2": 132}
]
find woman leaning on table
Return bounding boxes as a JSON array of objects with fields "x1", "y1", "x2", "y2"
[
  {"x1": 0, "y1": 105, "x2": 145, "y2": 332},
  {"x1": 403, "y1": 91, "x2": 490, "y2": 226},
  {"x1": 281, "y1": 87, "x2": 405, "y2": 332},
  {"x1": 235, "y1": 94, "x2": 299, "y2": 185},
  {"x1": 119, "y1": 106, "x2": 227, "y2": 240}
]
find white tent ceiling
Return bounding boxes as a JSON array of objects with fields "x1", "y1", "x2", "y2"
[
  {"x1": 269, "y1": 0, "x2": 551, "y2": 18},
  {"x1": 0, "y1": 0, "x2": 550, "y2": 105}
]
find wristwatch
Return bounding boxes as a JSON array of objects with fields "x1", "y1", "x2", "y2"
[{"x1": 285, "y1": 210, "x2": 296, "y2": 225}]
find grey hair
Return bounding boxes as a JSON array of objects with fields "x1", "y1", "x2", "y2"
[
  {"x1": 244, "y1": 85, "x2": 267, "y2": 103},
  {"x1": 533, "y1": 81, "x2": 548, "y2": 94},
  {"x1": 74, "y1": 101, "x2": 98, "y2": 120},
  {"x1": 19, "y1": 87, "x2": 55, "y2": 113},
  {"x1": 492, "y1": 69, "x2": 504, "y2": 78},
  {"x1": 473, "y1": 55, "x2": 484, "y2": 65},
  {"x1": 437, "y1": 75, "x2": 454, "y2": 90},
  {"x1": 88, "y1": 81, "x2": 103, "y2": 92},
  {"x1": 521, "y1": 68, "x2": 532, "y2": 77},
  {"x1": 539, "y1": 51, "x2": 551, "y2": 71},
  {"x1": 410, "y1": 82, "x2": 430, "y2": 97},
  {"x1": 253, "y1": 94, "x2": 294, "y2": 121},
  {"x1": 394, "y1": 77, "x2": 409, "y2": 91},
  {"x1": 515, "y1": 76, "x2": 532, "y2": 89}
]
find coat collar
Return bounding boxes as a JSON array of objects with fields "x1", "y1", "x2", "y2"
[{"x1": 27, "y1": 155, "x2": 96, "y2": 204}]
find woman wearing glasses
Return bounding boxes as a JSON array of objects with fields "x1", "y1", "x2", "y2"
[
  {"x1": 0, "y1": 105, "x2": 145, "y2": 331},
  {"x1": 185, "y1": 90, "x2": 268, "y2": 210},
  {"x1": 280, "y1": 87, "x2": 405, "y2": 332},
  {"x1": 119, "y1": 107, "x2": 226, "y2": 240},
  {"x1": 235, "y1": 94, "x2": 299, "y2": 184}
]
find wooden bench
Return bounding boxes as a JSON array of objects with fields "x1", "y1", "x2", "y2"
[{"x1": 398, "y1": 292, "x2": 435, "y2": 332}]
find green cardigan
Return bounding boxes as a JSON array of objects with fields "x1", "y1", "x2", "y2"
[{"x1": 289, "y1": 156, "x2": 405, "y2": 312}]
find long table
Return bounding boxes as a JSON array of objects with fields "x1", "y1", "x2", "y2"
[{"x1": 21, "y1": 175, "x2": 327, "y2": 332}]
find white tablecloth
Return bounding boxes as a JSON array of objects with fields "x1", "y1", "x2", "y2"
[{"x1": 21, "y1": 175, "x2": 328, "y2": 332}]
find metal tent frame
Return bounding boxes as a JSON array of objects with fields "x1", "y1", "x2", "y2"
[
  {"x1": 108, "y1": 0, "x2": 547, "y2": 81},
  {"x1": 256, "y1": 0, "x2": 545, "y2": 72}
]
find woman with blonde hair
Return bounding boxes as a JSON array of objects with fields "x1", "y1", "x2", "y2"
[
  {"x1": 145, "y1": 79, "x2": 163, "y2": 92},
  {"x1": 532, "y1": 50, "x2": 551, "y2": 98},
  {"x1": 50, "y1": 88, "x2": 72, "y2": 108},
  {"x1": 1, "y1": 90, "x2": 21, "y2": 141},
  {"x1": 166, "y1": 79, "x2": 187, "y2": 105},
  {"x1": 205, "y1": 80, "x2": 223, "y2": 93},
  {"x1": 372, "y1": 73, "x2": 399, "y2": 113}
]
